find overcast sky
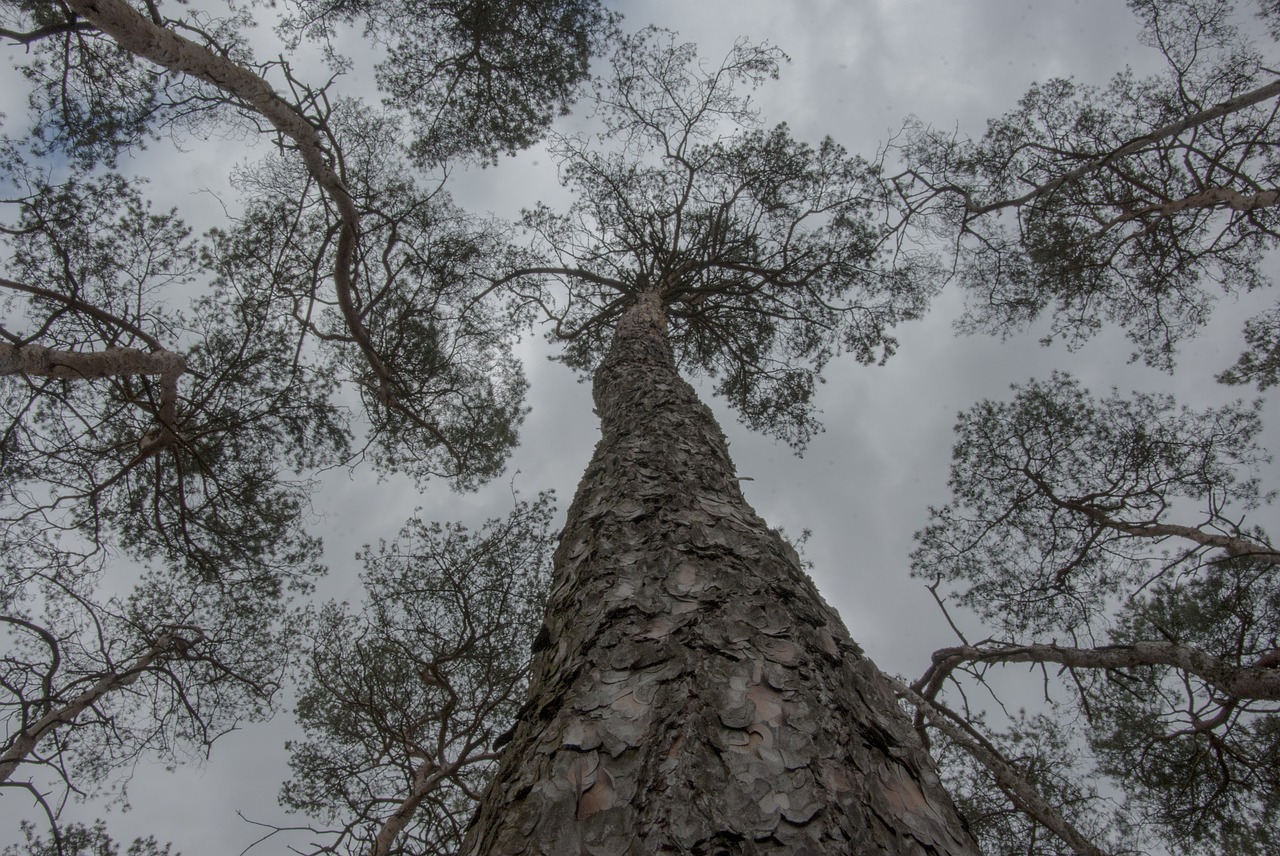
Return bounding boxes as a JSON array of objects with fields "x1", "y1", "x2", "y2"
[{"x1": 3, "y1": 1, "x2": 1278, "y2": 853}]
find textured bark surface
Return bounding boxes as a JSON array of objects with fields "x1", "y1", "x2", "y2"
[
  {"x1": 463, "y1": 291, "x2": 978, "y2": 854},
  {"x1": 0, "y1": 343, "x2": 184, "y2": 382}
]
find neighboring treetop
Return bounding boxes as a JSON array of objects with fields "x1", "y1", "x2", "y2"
[
  {"x1": 893, "y1": 0, "x2": 1280, "y2": 376},
  {"x1": 0, "y1": 1, "x2": 615, "y2": 845}
]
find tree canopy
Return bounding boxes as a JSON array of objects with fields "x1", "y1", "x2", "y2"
[
  {"x1": 910, "y1": 374, "x2": 1278, "y2": 855},
  {"x1": 895, "y1": 0, "x2": 1280, "y2": 373},
  {"x1": 502, "y1": 26, "x2": 932, "y2": 447},
  {"x1": 277, "y1": 492, "x2": 554, "y2": 856},
  {"x1": 1, "y1": 0, "x2": 612, "y2": 846},
  {"x1": 2, "y1": 0, "x2": 1279, "y2": 855},
  {"x1": 896, "y1": 2, "x2": 1280, "y2": 852}
]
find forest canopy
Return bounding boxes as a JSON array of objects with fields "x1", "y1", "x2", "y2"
[{"x1": 1, "y1": 1, "x2": 1277, "y2": 855}]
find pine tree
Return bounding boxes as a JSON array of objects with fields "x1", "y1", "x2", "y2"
[{"x1": 461, "y1": 30, "x2": 977, "y2": 853}]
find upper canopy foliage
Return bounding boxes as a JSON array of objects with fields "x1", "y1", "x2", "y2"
[
  {"x1": 3, "y1": 0, "x2": 616, "y2": 169},
  {"x1": 504, "y1": 27, "x2": 934, "y2": 448},
  {"x1": 277, "y1": 0, "x2": 616, "y2": 167}
]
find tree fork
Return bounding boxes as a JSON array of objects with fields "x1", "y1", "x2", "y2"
[
  {"x1": 463, "y1": 290, "x2": 977, "y2": 854},
  {"x1": 0, "y1": 630, "x2": 195, "y2": 785},
  {"x1": 0, "y1": 343, "x2": 185, "y2": 447}
]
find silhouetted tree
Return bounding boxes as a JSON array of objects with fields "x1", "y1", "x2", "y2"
[
  {"x1": 892, "y1": 3, "x2": 1280, "y2": 851},
  {"x1": 3, "y1": 820, "x2": 173, "y2": 856},
  {"x1": 895, "y1": 0, "x2": 1280, "y2": 373},
  {"x1": 912, "y1": 374, "x2": 1278, "y2": 855}
]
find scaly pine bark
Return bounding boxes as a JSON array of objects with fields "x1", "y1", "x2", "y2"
[{"x1": 463, "y1": 291, "x2": 977, "y2": 854}]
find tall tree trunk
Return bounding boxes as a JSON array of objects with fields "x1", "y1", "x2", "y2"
[{"x1": 463, "y1": 291, "x2": 977, "y2": 854}]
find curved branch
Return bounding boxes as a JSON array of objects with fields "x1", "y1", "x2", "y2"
[
  {"x1": 366, "y1": 759, "x2": 448, "y2": 856},
  {"x1": 968, "y1": 76, "x2": 1280, "y2": 215},
  {"x1": 0, "y1": 277, "x2": 166, "y2": 351},
  {"x1": 1021, "y1": 468, "x2": 1279, "y2": 565},
  {"x1": 0, "y1": 632, "x2": 193, "y2": 784},
  {"x1": 61, "y1": 0, "x2": 462, "y2": 458},
  {"x1": 61, "y1": 0, "x2": 367, "y2": 329},
  {"x1": 1084, "y1": 514, "x2": 1278, "y2": 563}
]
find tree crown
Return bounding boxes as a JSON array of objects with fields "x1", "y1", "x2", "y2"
[{"x1": 505, "y1": 27, "x2": 934, "y2": 448}]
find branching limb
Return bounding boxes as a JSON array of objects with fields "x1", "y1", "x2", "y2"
[
  {"x1": 0, "y1": 632, "x2": 194, "y2": 785},
  {"x1": 920, "y1": 641, "x2": 1280, "y2": 703},
  {"x1": 0, "y1": 277, "x2": 165, "y2": 351},
  {"x1": 888, "y1": 674, "x2": 1109, "y2": 856},
  {"x1": 966, "y1": 77, "x2": 1280, "y2": 216},
  {"x1": 1024, "y1": 468, "x2": 1278, "y2": 565},
  {"x1": 0, "y1": 342, "x2": 186, "y2": 451},
  {"x1": 61, "y1": 0, "x2": 462, "y2": 462}
]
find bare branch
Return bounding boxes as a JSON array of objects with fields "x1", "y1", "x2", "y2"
[
  {"x1": 0, "y1": 631, "x2": 196, "y2": 785},
  {"x1": 0, "y1": 277, "x2": 165, "y2": 351}
]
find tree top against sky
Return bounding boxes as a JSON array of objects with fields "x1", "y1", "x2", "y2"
[
  {"x1": 503, "y1": 27, "x2": 936, "y2": 448},
  {"x1": 895, "y1": 0, "x2": 1280, "y2": 376}
]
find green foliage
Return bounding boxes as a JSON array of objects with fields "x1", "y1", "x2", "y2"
[
  {"x1": 278, "y1": 0, "x2": 617, "y2": 166},
  {"x1": 3, "y1": 820, "x2": 174, "y2": 856},
  {"x1": 913, "y1": 372, "x2": 1270, "y2": 637},
  {"x1": 511, "y1": 28, "x2": 933, "y2": 448},
  {"x1": 4, "y1": 0, "x2": 613, "y2": 169},
  {"x1": 1219, "y1": 302, "x2": 1280, "y2": 389},
  {"x1": 214, "y1": 101, "x2": 536, "y2": 490},
  {"x1": 933, "y1": 711, "x2": 1136, "y2": 856},
  {"x1": 1092, "y1": 559, "x2": 1280, "y2": 854},
  {"x1": 914, "y1": 373, "x2": 1277, "y2": 854},
  {"x1": 896, "y1": 0, "x2": 1280, "y2": 371},
  {"x1": 1, "y1": 152, "x2": 342, "y2": 592},
  {"x1": 280, "y1": 492, "x2": 554, "y2": 855},
  {"x1": 1, "y1": 0, "x2": 232, "y2": 167},
  {"x1": 900, "y1": 8, "x2": 1280, "y2": 844},
  {"x1": 2, "y1": 0, "x2": 611, "y2": 842}
]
